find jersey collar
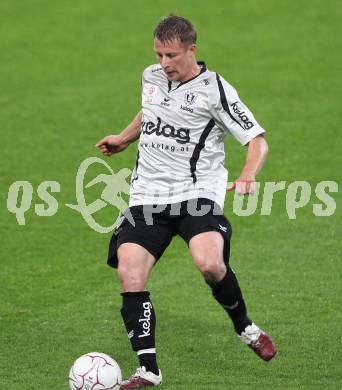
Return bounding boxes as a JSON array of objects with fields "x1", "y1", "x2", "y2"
[{"x1": 168, "y1": 61, "x2": 207, "y2": 92}]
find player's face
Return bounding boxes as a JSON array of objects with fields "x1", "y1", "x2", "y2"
[{"x1": 154, "y1": 38, "x2": 197, "y2": 82}]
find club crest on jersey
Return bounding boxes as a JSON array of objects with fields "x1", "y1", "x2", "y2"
[
  {"x1": 230, "y1": 101, "x2": 254, "y2": 130},
  {"x1": 180, "y1": 91, "x2": 198, "y2": 113},
  {"x1": 184, "y1": 91, "x2": 197, "y2": 105}
]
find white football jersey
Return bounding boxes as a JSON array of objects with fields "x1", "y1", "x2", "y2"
[{"x1": 129, "y1": 62, "x2": 265, "y2": 208}]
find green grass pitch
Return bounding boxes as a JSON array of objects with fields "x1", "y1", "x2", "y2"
[{"x1": 0, "y1": 0, "x2": 341, "y2": 388}]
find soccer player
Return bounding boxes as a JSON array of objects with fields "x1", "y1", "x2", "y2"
[{"x1": 96, "y1": 15, "x2": 276, "y2": 389}]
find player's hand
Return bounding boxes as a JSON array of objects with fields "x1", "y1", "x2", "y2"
[
  {"x1": 95, "y1": 135, "x2": 128, "y2": 156},
  {"x1": 227, "y1": 173, "x2": 256, "y2": 195}
]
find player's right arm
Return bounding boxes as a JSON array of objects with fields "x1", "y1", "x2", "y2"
[{"x1": 96, "y1": 111, "x2": 142, "y2": 156}]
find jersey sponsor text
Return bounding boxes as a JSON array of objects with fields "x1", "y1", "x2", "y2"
[{"x1": 141, "y1": 117, "x2": 190, "y2": 144}]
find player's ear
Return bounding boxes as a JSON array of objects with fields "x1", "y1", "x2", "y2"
[{"x1": 188, "y1": 43, "x2": 197, "y2": 55}]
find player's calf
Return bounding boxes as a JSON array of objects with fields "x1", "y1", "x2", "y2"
[
  {"x1": 206, "y1": 267, "x2": 277, "y2": 361},
  {"x1": 206, "y1": 266, "x2": 252, "y2": 334},
  {"x1": 121, "y1": 292, "x2": 160, "y2": 376}
]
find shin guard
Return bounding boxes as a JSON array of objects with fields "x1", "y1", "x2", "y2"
[
  {"x1": 121, "y1": 291, "x2": 156, "y2": 352},
  {"x1": 207, "y1": 267, "x2": 252, "y2": 334}
]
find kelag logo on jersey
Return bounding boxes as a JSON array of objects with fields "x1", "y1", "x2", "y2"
[
  {"x1": 141, "y1": 117, "x2": 190, "y2": 144},
  {"x1": 230, "y1": 101, "x2": 254, "y2": 130}
]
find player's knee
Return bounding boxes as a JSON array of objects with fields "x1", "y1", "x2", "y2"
[
  {"x1": 117, "y1": 253, "x2": 148, "y2": 291},
  {"x1": 117, "y1": 262, "x2": 147, "y2": 291},
  {"x1": 117, "y1": 243, "x2": 155, "y2": 291},
  {"x1": 197, "y1": 259, "x2": 226, "y2": 282}
]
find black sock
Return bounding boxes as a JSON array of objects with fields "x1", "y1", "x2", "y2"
[
  {"x1": 206, "y1": 266, "x2": 252, "y2": 334},
  {"x1": 138, "y1": 350, "x2": 159, "y2": 375},
  {"x1": 120, "y1": 291, "x2": 159, "y2": 374}
]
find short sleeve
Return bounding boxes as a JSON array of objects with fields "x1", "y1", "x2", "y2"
[
  {"x1": 141, "y1": 64, "x2": 162, "y2": 107},
  {"x1": 210, "y1": 74, "x2": 266, "y2": 145},
  {"x1": 141, "y1": 67, "x2": 148, "y2": 92}
]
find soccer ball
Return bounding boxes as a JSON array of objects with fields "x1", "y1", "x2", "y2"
[{"x1": 69, "y1": 352, "x2": 122, "y2": 390}]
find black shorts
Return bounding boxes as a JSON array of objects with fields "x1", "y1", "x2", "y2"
[{"x1": 107, "y1": 198, "x2": 232, "y2": 268}]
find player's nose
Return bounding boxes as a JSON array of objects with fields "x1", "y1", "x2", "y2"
[{"x1": 160, "y1": 56, "x2": 170, "y2": 68}]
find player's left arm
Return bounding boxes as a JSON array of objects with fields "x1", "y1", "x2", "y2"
[{"x1": 227, "y1": 134, "x2": 269, "y2": 195}]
